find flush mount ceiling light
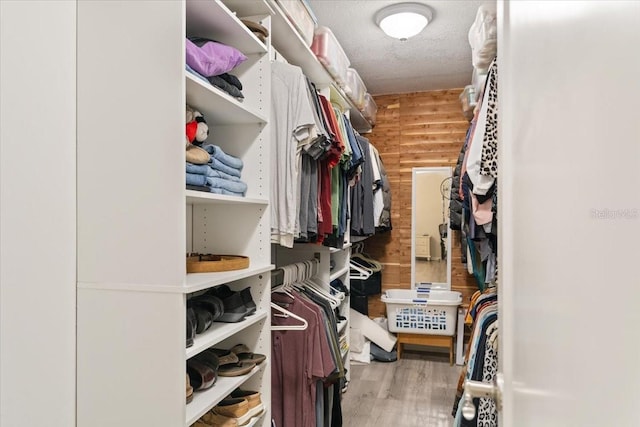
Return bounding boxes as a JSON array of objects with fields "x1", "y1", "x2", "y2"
[{"x1": 375, "y1": 2, "x2": 434, "y2": 41}]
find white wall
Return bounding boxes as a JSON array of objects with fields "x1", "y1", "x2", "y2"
[
  {"x1": 0, "y1": 1, "x2": 77, "y2": 425},
  {"x1": 499, "y1": 1, "x2": 640, "y2": 425}
]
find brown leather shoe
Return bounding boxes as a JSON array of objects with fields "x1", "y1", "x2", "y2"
[
  {"x1": 186, "y1": 374, "x2": 194, "y2": 404},
  {"x1": 201, "y1": 411, "x2": 238, "y2": 427},
  {"x1": 213, "y1": 398, "x2": 250, "y2": 425},
  {"x1": 229, "y1": 389, "x2": 264, "y2": 418}
]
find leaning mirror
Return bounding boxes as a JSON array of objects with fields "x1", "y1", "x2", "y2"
[{"x1": 411, "y1": 167, "x2": 452, "y2": 289}]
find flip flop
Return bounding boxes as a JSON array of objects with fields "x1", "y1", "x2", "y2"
[
  {"x1": 207, "y1": 348, "x2": 256, "y2": 377},
  {"x1": 230, "y1": 344, "x2": 266, "y2": 365},
  {"x1": 218, "y1": 360, "x2": 256, "y2": 377},
  {"x1": 206, "y1": 348, "x2": 238, "y2": 365}
]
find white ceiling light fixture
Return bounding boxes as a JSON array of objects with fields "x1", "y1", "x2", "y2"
[{"x1": 375, "y1": 2, "x2": 434, "y2": 41}]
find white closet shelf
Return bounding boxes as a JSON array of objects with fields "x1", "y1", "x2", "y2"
[
  {"x1": 337, "y1": 319, "x2": 348, "y2": 335},
  {"x1": 329, "y1": 265, "x2": 349, "y2": 282},
  {"x1": 185, "y1": 264, "x2": 275, "y2": 294},
  {"x1": 186, "y1": 73, "x2": 267, "y2": 125},
  {"x1": 329, "y1": 243, "x2": 351, "y2": 254},
  {"x1": 267, "y1": 0, "x2": 372, "y2": 133},
  {"x1": 223, "y1": 0, "x2": 274, "y2": 17},
  {"x1": 186, "y1": 309, "x2": 268, "y2": 359},
  {"x1": 186, "y1": 0, "x2": 268, "y2": 55},
  {"x1": 186, "y1": 190, "x2": 269, "y2": 206},
  {"x1": 186, "y1": 363, "x2": 265, "y2": 426}
]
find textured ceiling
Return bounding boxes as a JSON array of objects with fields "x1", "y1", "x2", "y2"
[{"x1": 306, "y1": 0, "x2": 484, "y2": 95}]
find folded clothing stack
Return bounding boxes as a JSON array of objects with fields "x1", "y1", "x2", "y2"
[
  {"x1": 186, "y1": 144, "x2": 247, "y2": 197},
  {"x1": 185, "y1": 37, "x2": 245, "y2": 99}
]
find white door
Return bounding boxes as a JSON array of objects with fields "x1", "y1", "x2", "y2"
[{"x1": 498, "y1": 1, "x2": 640, "y2": 426}]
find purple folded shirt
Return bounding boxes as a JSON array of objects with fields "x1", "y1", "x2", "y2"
[{"x1": 185, "y1": 38, "x2": 247, "y2": 77}]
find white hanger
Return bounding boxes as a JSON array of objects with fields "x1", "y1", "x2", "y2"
[
  {"x1": 349, "y1": 260, "x2": 372, "y2": 280},
  {"x1": 272, "y1": 265, "x2": 296, "y2": 300},
  {"x1": 270, "y1": 302, "x2": 308, "y2": 331},
  {"x1": 304, "y1": 280, "x2": 341, "y2": 309}
]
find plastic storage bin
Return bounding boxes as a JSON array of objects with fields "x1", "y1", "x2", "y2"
[
  {"x1": 381, "y1": 289, "x2": 461, "y2": 336},
  {"x1": 311, "y1": 26, "x2": 350, "y2": 88},
  {"x1": 459, "y1": 85, "x2": 477, "y2": 121},
  {"x1": 344, "y1": 68, "x2": 367, "y2": 110},
  {"x1": 360, "y1": 93, "x2": 378, "y2": 126},
  {"x1": 276, "y1": 0, "x2": 317, "y2": 47}
]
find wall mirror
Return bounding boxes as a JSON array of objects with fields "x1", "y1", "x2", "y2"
[{"x1": 411, "y1": 167, "x2": 452, "y2": 289}]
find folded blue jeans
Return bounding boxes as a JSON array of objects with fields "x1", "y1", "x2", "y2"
[
  {"x1": 209, "y1": 187, "x2": 244, "y2": 196},
  {"x1": 202, "y1": 144, "x2": 244, "y2": 170},
  {"x1": 209, "y1": 158, "x2": 242, "y2": 178},
  {"x1": 186, "y1": 163, "x2": 241, "y2": 182},
  {"x1": 206, "y1": 176, "x2": 247, "y2": 195},
  {"x1": 185, "y1": 172, "x2": 207, "y2": 187}
]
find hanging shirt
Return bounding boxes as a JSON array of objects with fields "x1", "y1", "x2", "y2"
[
  {"x1": 466, "y1": 58, "x2": 497, "y2": 196},
  {"x1": 480, "y1": 59, "x2": 498, "y2": 179},
  {"x1": 272, "y1": 292, "x2": 335, "y2": 427},
  {"x1": 369, "y1": 144, "x2": 384, "y2": 228},
  {"x1": 271, "y1": 62, "x2": 316, "y2": 248}
]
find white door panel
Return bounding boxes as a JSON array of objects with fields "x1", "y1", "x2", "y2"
[{"x1": 499, "y1": 1, "x2": 640, "y2": 426}]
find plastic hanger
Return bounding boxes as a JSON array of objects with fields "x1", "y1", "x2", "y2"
[
  {"x1": 349, "y1": 260, "x2": 372, "y2": 280},
  {"x1": 270, "y1": 302, "x2": 308, "y2": 331},
  {"x1": 303, "y1": 278, "x2": 342, "y2": 309},
  {"x1": 351, "y1": 253, "x2": 382, "y2": 272}
]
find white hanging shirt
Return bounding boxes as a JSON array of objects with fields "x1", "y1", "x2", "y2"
[{"x1": 270, "y1": 62, "x2": 316, "y2": 247}]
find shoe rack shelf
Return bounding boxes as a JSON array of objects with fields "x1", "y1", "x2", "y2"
[
  {"x1": 186, "y1": 310, "x2": 268, "y2": 359},
  {"x1": 187, "y1": 363, "x2": 265, "y2": 426},
  {"x1": 185, "y1": 265, "x2": 275, "y2": 294},
  {"x1": 77, "y1": 1, "x2": 273, "y2": 426}
]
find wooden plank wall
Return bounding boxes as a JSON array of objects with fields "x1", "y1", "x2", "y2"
[{"x1": 363, "y1": 89, "x2": 478, "y2": 318}]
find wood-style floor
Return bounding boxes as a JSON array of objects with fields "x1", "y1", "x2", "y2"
[{"x1": 341, "y1": 350, "x2": 460, "y2": 427}]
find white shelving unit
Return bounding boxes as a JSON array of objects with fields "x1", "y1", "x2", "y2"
[{"x1": 77, "y1": 1, "x2": 273, "y2": 426}]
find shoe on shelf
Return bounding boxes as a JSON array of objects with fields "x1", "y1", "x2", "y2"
[
  {"x1": 186, "y1": 374, "x2": 194, "y2": 404},
  {"x1": 239, "y1": 287, "x2": 256, "y2": 316},
  {"x1": 200, "y1": 411, "x2": 238, "y2": 427},
  {"x1": 207, "y1": 285, "x2": 252, "y2": 323},
  {"x1": 186, "y1": 359, "x2": 216, "y2": 391},
  {"x1": 229, "y1": 389, "x2": 264, "y2": 419},
  {"x1": 213, "y1": 397, "x2": 251, "y2": 425},
  {"x1": 187, "y1": 307, "x2": 197, "y2": 347},
  {"x1": 193, "y1": 350, "x2": 221, "y2": 379},
  {"x1": 229, "y1": 344, "x2": 266, "y2": 365},
  {"x1": 208, "y1": 348, "x2": 255, "y2": 377},
  {"x1": 191, "y1": 294, "x2": 225, "y2": 325}
]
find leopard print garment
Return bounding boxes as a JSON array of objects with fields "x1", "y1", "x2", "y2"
[
  {"x1": 478, "y1": 323, "x2": 498, "y2": 426},
  {"x1": 480, "y1": 59, "x2": 498, "y2": 179}
]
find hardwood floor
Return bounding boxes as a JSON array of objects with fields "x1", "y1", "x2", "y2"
[{"x1": 341, "y1": 350, "x2": 460, "y2": 427}]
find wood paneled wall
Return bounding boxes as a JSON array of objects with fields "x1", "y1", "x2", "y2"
[{"x1": 363, "y1": 89, "x2": 478, "y2": 318}]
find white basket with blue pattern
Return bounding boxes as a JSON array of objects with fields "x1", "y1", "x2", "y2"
[{"x1": 381, "y1": 289, "x2": 462, "y2": 336}]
